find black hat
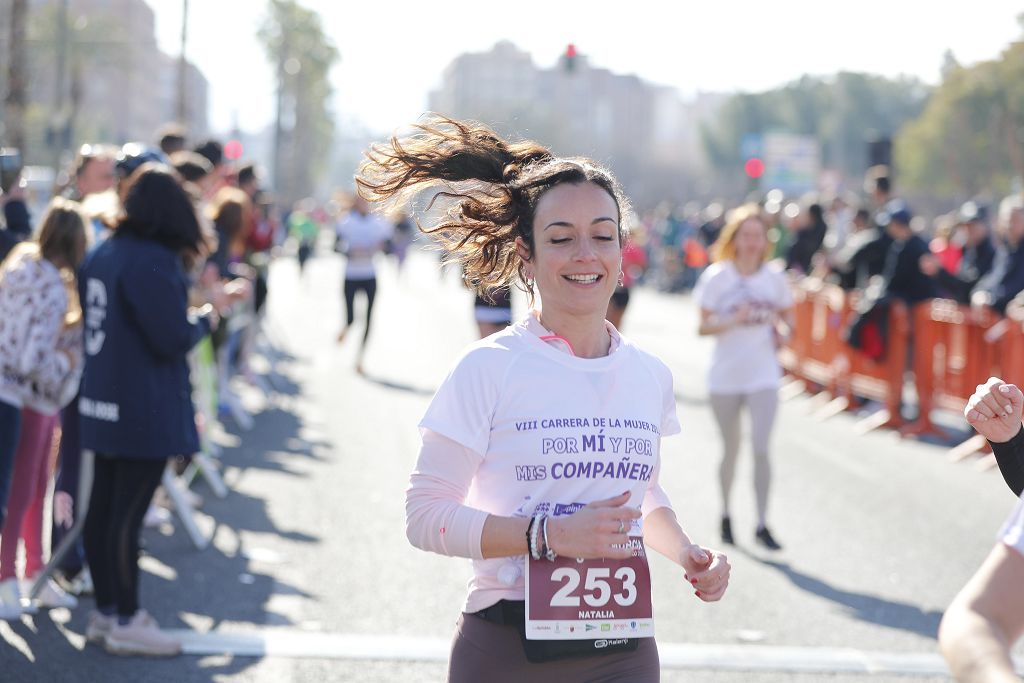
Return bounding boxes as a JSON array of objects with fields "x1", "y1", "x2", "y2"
[
  {"x1": 193, "y1": 140, "x2": 224, "y2": 167},
  {"x1": 959, "y1": 201, "x2": 989, "y2": 224}
]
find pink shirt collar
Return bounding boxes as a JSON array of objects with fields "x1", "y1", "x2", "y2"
[{"x1": 524, "y1": 310, "x2": 621, "y2": 357}]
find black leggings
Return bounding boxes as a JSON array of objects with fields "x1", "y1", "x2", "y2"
[
  {"x1": 83, "y1": 454, "x2": 166, "y2": 618},
  {"x1": 344, "y1": 277, "x2": 377, "y2": 344}
]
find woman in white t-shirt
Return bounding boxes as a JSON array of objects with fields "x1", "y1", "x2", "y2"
[
  {"x1": 334, "y1": 194, "x2": 393, "y2": 374},
  {"x1": 694, "y1": 204, "x2": 794, "y2": 551},
  {"x1": 358, "y1": 115, "x2": 731, "y2": 682}
]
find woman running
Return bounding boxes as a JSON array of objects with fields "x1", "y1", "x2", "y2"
[
  {"x1": 694, "y1": 204, "x2": 794, "y2": 551},
  {"x1": 360, "y1": 115, "x2": 730, "y2": 682},
  {"x1": 334, "y1": 194, "x2": 392, "y2": 374}
]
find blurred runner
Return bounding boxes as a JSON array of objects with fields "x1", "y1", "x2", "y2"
[
  {"x1": 474, "y1": 285, "x2": 513, "y2": 338},
  {"x1": 695, "y1": 204, "x2": 794, "y2": 551},
  {"x1": 334, "y1": 195, "x2": 392, "y2": 374}
]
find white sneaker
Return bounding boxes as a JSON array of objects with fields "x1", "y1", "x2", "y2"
[
  {"x1": 86, "y1": 610, "x2": 115, "y2": 644},
  {"x1": 32, "y1": 576, "x2": 78, "y2": 609},
  {"x1": 143, "y1": 504, "x2": 172, "y2": 529},
  {"x1": 70, "y1": 568, "x2": 94, "y2": 596},
  {"x1": 0, "y1": 578, "x2": 23, "y2": 620},
  {"x1": 104, "y1": 609, "x2": 181, "y2": 657}
]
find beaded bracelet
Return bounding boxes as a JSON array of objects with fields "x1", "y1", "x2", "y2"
[
  {"x1": 525, "y1": 516, "x2": 536, "y2": 558},
  {"x1": 528, "y1": 513, "x2": 544, "y2": 560},
  {"x1": 541, "y1": 516, "x2": 557, "y2": 561}
]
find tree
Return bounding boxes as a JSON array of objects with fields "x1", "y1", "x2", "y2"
[
  {"x1": 258, "y1": 0, "x2": 339, "y2": 204},
  {"x1": 897, "y1": 40, "x2": 1024, "y2": 199},
  {"x1": 701, "y1": 73, "x2": 929, "y2": 195}
]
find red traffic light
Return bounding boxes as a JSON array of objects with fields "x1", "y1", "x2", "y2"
[
  {"x1": 744, "y1": 157, "x2": 765, "y2": 179},
  {"x1": 566, "y1": 43, "x2": 577, "y2": 59},
  {"x1": 224, "y1": 139, "x2": 244, "y2": 161}
]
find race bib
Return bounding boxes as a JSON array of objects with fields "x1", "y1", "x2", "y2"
[{"x1": 524, "y1": 534, "x2": 654, "y2": 640}]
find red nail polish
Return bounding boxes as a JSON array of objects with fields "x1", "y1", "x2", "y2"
[
  {"x1": 695, "y1": 591, "x2": 702, "y2": 597},
  {"x1": 690, "y1": 579, "x2": 697, "y2": 585}
]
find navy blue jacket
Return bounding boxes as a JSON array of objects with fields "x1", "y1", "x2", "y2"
[{"x1": 78, "y1": 233, "x2": 209, "y2": 458}]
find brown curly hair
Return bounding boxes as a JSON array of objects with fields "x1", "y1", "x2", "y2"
[{"x1": 356, "y1": 114, "x2": 629, "y2": 300}]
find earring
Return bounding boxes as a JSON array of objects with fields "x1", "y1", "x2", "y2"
[{"x1": 617, "y1": 270, "x2": 625, "y2": 287}]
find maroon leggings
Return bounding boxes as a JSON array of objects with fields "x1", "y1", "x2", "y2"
[
  {"x1": 0, "y1": 409, "x2": 58, "y2": 581},
  {"x1": 447, "y1": 612, "x2": 660, "y2": 683}
]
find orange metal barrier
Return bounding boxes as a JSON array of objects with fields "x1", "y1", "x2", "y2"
[
  {"x1": 901, "y1": 300, "x2": 1006, "y2": 442},
  {"x1": 1001, "y1": 311, "x2": 1024, "y2": 385},
  {"x1": 837, "y1": 296, "x2": 909, "y2": 432},
  {"x1": 780, "y1": 284, "x2": 1024, "y2": 456},
  {"x1": 780, "y1": 280, "x2": 908, "y2": 432}
]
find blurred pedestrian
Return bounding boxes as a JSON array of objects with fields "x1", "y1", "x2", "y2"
[
  {"x1": 170, "y1": 151, "x2": 215, "y2": 202},
  {"x1": 828, "y1": 207, "x2": 886, "y2": 290},
  {"x1": 926, "y1": 213, "x2": 963, "y2": 284},
  {"x1": 63, "y1": 144, "x2": 117, "y2": 203},
  {"x1": 390, "y1": 211, "x2": 415, "y2": 273},
  {"x1": 78, "y1": 164, "x2": 215, "y2": 657},
  {"x1": 970, "y1": 196, "x2": 1024, "y2": 314},
  {"x1": 875, "y1": 202, "x2": 936, "y2": 306},
  {"x1": 157, "y1": 123, "x2": 187, "y2": 157},
  {"x1": 334, "y1": 194, "x2": 392, "y2": 374},
  {"x1": 288, "y1": 199, "x2": 319, "y2": 275},
  {"x1": 365, "y1": 115, "x2": 730, "y2": 682},
  {"x1": 919, "y1": 202, "x2": 996, "y2": 304},
  {"x1": 473, "y1": 285, "x2": 513, "y2": 338},
  {"x1": 0, "y1": 198, "x2": 90, "y2": 618},
  {"x1": 606, "y1": 232, "x2": 647, "y2": 330},
  {"x1": 785, "y1": 201, "x2": 827, "y2": 275},
  {"x1": 695, "y1": 204, "x2": 794, "y2": 550},
  {"x1": 1, "y1": 172, "x2": 31, "y2": 262}
]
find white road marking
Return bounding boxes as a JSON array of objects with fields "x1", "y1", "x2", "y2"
[{"x1": 161, "y1": 628, "x2": 1024, "y2": 676}]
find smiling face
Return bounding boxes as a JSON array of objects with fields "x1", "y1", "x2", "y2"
[{"x1": 518, "y1": 181, "x2": 622, "y2": 318}]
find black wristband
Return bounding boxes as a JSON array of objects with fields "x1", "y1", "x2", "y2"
[{"x1": 989, "y1": 424, "x2": 1024, "y2": 497}]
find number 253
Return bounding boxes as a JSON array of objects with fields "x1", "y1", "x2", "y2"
[{"x1": 550, "y1": 567, "x2": 637, "y2": 608}]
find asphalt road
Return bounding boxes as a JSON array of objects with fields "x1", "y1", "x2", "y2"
[{"x1": 1, "y1": 245, "x2": 1022, "y2": 682}]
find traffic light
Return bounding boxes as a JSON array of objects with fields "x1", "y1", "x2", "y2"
[
  {"x1": 744, "y1": 157, "x2": 765, "y2": 179},
  {"x1": 564, "y1": 44, "x2": 577, "y2": 73},
  {"x1": 224, "y1": 139, "x2": 244, "y2": 161}
]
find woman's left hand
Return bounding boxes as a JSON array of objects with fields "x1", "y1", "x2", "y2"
[{"x1": 680, "y1": 543, "x2": 730, "y2": 602}]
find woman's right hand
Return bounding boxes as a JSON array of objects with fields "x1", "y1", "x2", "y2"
[
  {"x1": 546, "y1": 491, "x2": 641, "y2": 560},
  {"x1": 965, "y1": 377, "x2": 1024, "y2": 443}
]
